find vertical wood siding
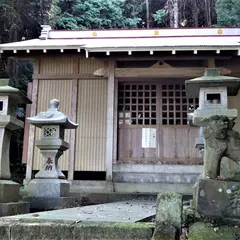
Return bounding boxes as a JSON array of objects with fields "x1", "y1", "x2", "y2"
[
  {"x1": 118, "y1": 126, "x2": 202, "y2": 163},
  {"x1": 75, "y1": 80, "x2": 107, "y2": 171},
  {"x1": 39, "y1": 56, "x2": 75, "y2": 74},
  {"x1": 74, "y1": 58, "x2": 107, "y2": 171},
  {"x1": 33, "y1": 80, "x2": 73, "y2": 170},
  {"x1": 229, "y1": 93, "x2": 240, "y2": 132}
]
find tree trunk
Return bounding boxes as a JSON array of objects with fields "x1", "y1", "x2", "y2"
[
  {"x1": 173, "y1": 0, "x2": 179, "y2": 28},
  {"x1": 205, "y1": 0, "x2": 211, "y2": 26},
  {"x1": 146, "y1": 0, "x2": 150, "y2": 28},
  {"x1": 192, "y1": 0, "x2": 199, "y2": 27}
]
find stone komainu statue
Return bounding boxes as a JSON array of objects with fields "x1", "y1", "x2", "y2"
[{"x1": 202, "y1": 115, "x2": 240, "y2": 179}]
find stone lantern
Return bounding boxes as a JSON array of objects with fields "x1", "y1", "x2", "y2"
[
  {"x1": 0, "y1": 79, "x2": 31, "y2": 216},
  {"x1": 25, "y1": 99, "x2": 78, "y2": 210},
  {"x1": 185, "y1": 68, "x2": 240, "y2": 150}
]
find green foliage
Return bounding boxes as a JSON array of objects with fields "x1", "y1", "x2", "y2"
[
  {"x1": 56, "y1": 0, "x2": 142, "y2": 30},
  {"x1": 216, "y1": 0, "x2": 240, "y2": 26},
  {"x1": 152, "y1": 9, "x2": 167, "y2": 25}
]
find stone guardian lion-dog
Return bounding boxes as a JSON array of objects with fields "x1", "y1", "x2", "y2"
[{"x1": 202, "y1": 115, "x2": 240, "y2": 180}]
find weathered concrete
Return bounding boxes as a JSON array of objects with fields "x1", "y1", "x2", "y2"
[
  {"x1": 113, "y1": 182, "x2": 194, "y2": 195},
  {"x1": 0, "y1": 219, "x2": 154, "y2": 240},
  {"x1": 4, "y1": 200, "x2": 156, "y2": 223},
  {"x1": 70, "y1": 180, "x2": 197, "y2": 195},
  {"x1": 23, "y1": 196, "x2": 76, "y2": 210}
]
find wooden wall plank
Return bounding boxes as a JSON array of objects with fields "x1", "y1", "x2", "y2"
[
  {"x1": 162, "y1": 127, "x2": 176, "y2": 159},
  {"x1": 175, "y1": 128, "x2": 189, "y2": 158},
  {"x1": 75, "y1": 79, "x2": 107, "y2": 171}
]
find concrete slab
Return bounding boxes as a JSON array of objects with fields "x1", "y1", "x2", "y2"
[{"x1": 2, "y1": 199, "x2": 156, "y2": 223}]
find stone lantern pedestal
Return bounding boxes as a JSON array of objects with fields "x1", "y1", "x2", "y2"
[
  {"x1": 24, "y1": 99, "x2": 78, "y2": 210},
  {"x1": 0, "y1": 79, "x2": 31, "y2": 216}
]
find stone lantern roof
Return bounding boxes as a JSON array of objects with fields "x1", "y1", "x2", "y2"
[
  {"x1": 27, "y1": 99, "x2": 78, "y2": 129},
  {"x1": 185, "y1": 68, "x2": 240, "y2": 97},
  {"x1": 0, "y1": 79, "x2": 31, "y2": 104}
]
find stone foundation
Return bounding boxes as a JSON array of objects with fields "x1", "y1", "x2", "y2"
[
  {"x1": 193, "y1": 178, "x2": 240, "y2": 218},
  {"x1": 0, "y1": 180, "x2": 29, "y2": 216}
]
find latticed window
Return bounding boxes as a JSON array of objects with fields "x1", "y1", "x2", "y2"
[
  {"x1": 161, "y1": 84, "x2": 198, "y2": 125},
  {"x1": 118, "y1": 84, "x2": 157, "y2": 125},
  {"x1": 118, "y1": 82, "x2": 198, "y2": 125}
]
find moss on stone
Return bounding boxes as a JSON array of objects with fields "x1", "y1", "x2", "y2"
[
  {"x1": 189, "y1": 222, "x2": 238, "y2": 240},
  {"x1": 74, "y1": 222, "x2": 154, "y2": 240},
  {"x1": 152, "y1": 224, "x2": 176, "y2": 240}
]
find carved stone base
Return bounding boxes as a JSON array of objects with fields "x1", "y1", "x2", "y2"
[
  {"x1": 24, "y1": 178, "x2": 75, "y2": 210},
  {"x1": 193, "y1": 179, "x2": 240, "y2": 219},
  {"x1": 26, "y1": 179, "x2": 70, "y2": 198}
]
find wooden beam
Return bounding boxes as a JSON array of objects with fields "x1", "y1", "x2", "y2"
[
  {"x1": 32, "y1": 73, "x2": 106, "y2": 80},
  {"x1": 94, "y1": 67, "x2": 231, "y2": 78},
  {"x1": 115, "y1": 56, "x2": 232, "y2": 61},
  {"x1": 106, "y1": 59, "x2": 115, "y2": 181}
]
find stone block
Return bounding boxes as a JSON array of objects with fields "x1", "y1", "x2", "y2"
[
  {"x1": 155, "y1": 192, "x2": 182, "y2": 230},
  {"x1": 0, "y1": 220, "x2": 153, "y2": 240},
  {"x1": 10, "y1": 221, "x2": 73, "y2": 240},
  {"x1": 0, "y1": 180, "x2": 20, "y2": 203},
  {"x1": 73, "y1": 222, "x2": 153, "y2": 240},
  {"x1": 194, "y1": 179, "x2": 240, "y2": 218},
  {"x1": 26, "y1": 179, "x2": 70, "y2": 198},
  {"x1": 152, "y1": 224, "x2": 176, "y2": 240},
  {"x1": 24, "y1": 196, "x2": 77, "y2": 210},
  {"x1": 0, "y1": 221, "x2": 11, "y2": 239},
  {"x1": 0, "y1": 201, "x2": 29, "y2": 217}
]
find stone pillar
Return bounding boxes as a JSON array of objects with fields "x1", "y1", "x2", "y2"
[
  {"x1": 24, "y1": 99, "x2": 78, "y2": 210},
  {"x1": 0, "y1": 79, "x2": 31, "y2": 216}
]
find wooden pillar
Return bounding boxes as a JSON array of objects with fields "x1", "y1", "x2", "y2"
[
  {"x1": 22, "y1": 82, "x2": 33, "y2": 164},
  {"x1": 113, "y1": 78, "x2": 118, "y2": 164},
  {"x1": 106, "y1": 59, "x2": 115, "y2": 180},
  {"x1": 68, "y1": 79, "x2": 78, "y2": 181},
  {"x1": 25, "y1": 59, "x2": 39, "y2": 182},
  {"x1": 68, "y1": 58, "x2": 79, "y2": 181},
  {"x1": 207, "y1": 58, "x2": 215, "y2": 68}
]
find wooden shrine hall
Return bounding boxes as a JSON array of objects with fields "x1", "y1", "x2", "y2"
[{"x1": 1, "y1": 26, "x2": 240, "y2": 193}]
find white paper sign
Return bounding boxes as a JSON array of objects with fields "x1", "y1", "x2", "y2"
[{"x1": 142, "y1": 128, "x2": 157, "y2": 148}]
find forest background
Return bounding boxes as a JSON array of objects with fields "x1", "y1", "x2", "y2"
[{"x1": 0, "y1": 0, "x2": 239, "y2": 181}]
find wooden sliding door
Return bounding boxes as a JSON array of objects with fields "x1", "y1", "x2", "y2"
[{"x1": 117, "y1": 81, "x2": 202, "y2": 164}]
